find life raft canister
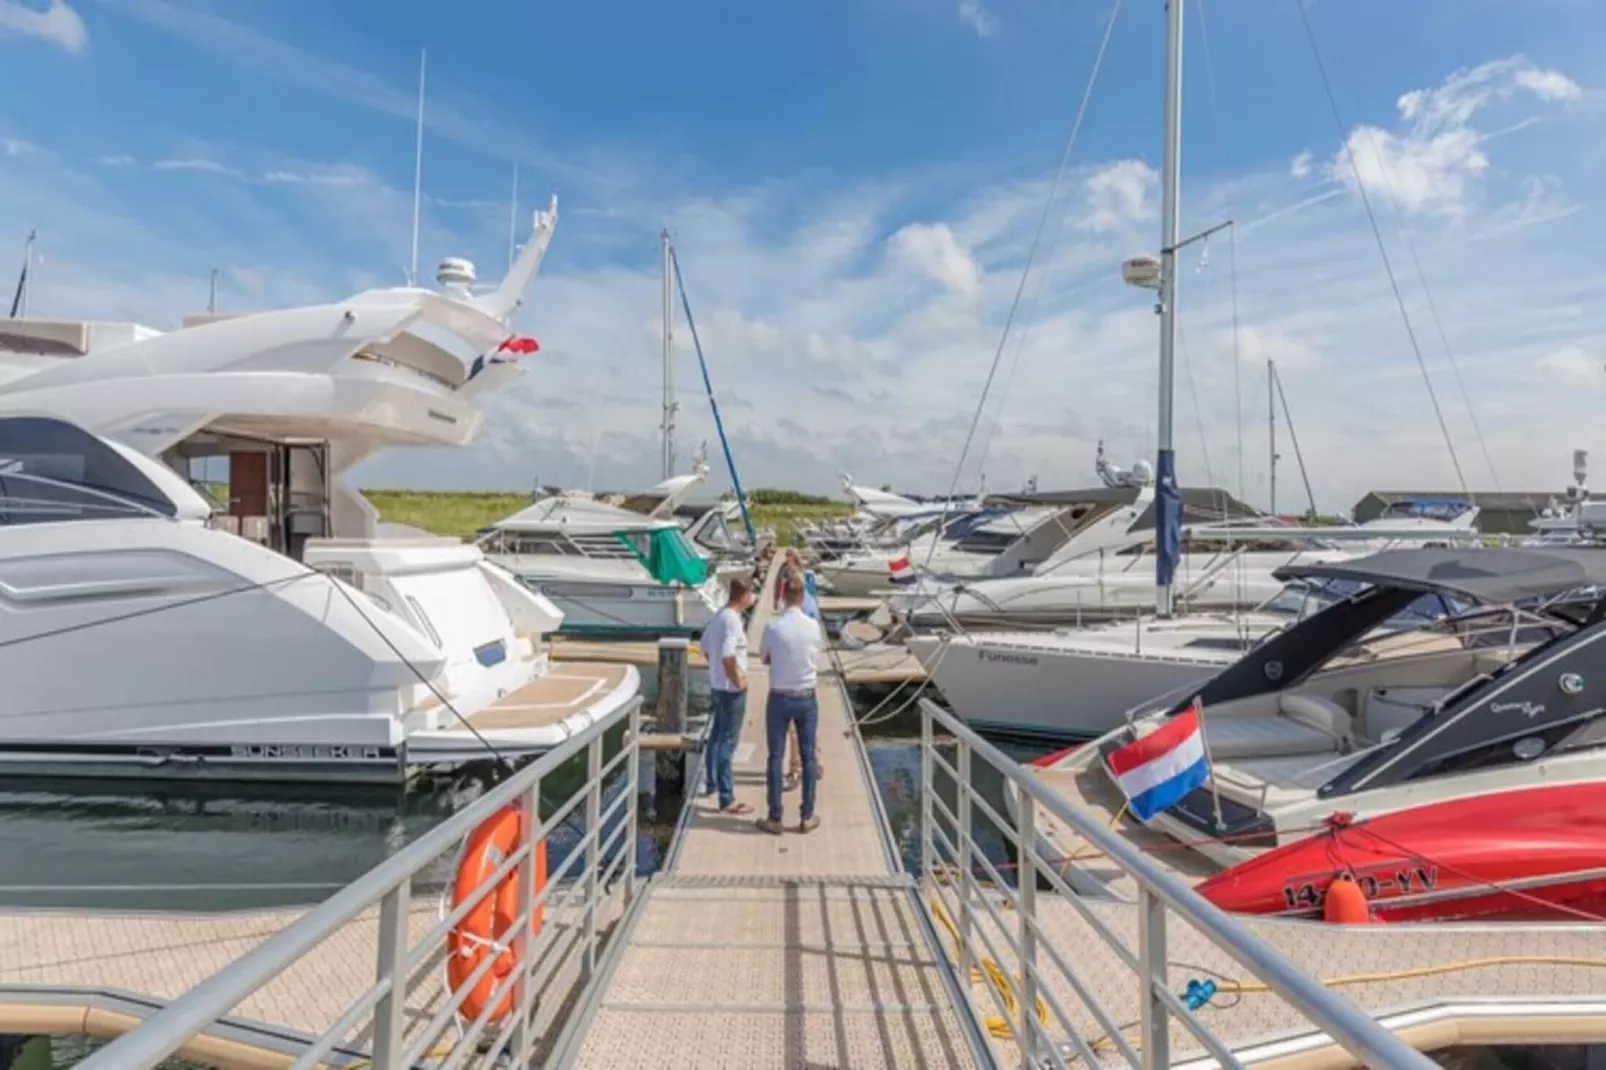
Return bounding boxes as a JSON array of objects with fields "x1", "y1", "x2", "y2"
[
  {"x1": 1322, "y1": 874, "x2": 1373, "y2": 924},
  {"x1": 446, "y1": 803, "x2": 548, "y2": 1022}
]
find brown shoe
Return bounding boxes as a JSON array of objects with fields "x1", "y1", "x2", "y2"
[
  {"x1": 756, "y1": 818, "x2": 784, "y2": 836},
  {"x1": 798, "y1": 815, "x2": 820, "y2": 833}
]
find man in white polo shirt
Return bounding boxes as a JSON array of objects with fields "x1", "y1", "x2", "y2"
[
  {"x1": 757, "y1": 574, "x2": 823, "y2": 834},
  {"x1": 700, "y1": 575, "x2": 754, "y2": 815}
]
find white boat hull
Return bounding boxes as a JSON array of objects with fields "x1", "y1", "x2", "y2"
[
  {"x1": 909, "y1": 631, "x2": 1236, "y2": 741},
  {"x1": 505, "y1": 571, "x2": 717, "y2": 638}
]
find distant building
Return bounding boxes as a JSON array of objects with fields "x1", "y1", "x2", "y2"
[{"x1": 1349, "y1": 491, "x2": 1554, "y2": 537}]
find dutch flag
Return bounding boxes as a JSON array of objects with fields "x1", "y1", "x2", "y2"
[
  {"x1": 1107, "y1": 701, "x2": 1210, "y2": 822},
  {"x1": 888, "y1": 554, "x2": 916, "y2": 586}
]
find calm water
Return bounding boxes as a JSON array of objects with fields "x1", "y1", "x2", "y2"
[{"x1": 0, "y1": 666, "x2": 1586, "y2": 1068}]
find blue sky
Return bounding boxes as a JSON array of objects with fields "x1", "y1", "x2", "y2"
[{"x1": 1, "y1": 0, "x2": 1603, "y2": 509}]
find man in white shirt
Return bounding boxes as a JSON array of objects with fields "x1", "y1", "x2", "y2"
[
  {"x1": 757, "y1": 574, "x2": 824, "y2": 834},
  {"x1": 701, "y1": 575, "x2": 755, "y2": 814}
]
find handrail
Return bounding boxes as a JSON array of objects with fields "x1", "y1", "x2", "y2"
[
  {"x1": 79, "y1": 695, "x2": 644, "y2": 1070},
  {"x1": 917, "y1": 697, "x2": 1438, "y2": 1069}
]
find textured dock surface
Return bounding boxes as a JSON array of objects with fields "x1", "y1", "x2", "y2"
[{"x1": 566, "y1": 556, "x2": 978, "y2": 1069}]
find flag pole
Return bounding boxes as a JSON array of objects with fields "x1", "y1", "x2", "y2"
[{"x1": 1192, "y1": 696, "x2": 1225, "y2": 832}]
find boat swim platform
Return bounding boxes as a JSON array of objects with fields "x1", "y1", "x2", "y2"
[
  {"x1": 448, "y1": 662, "x2": 637, "y2": 733},
  {"x1": 548, "y1": 554, "x2": 989, "y2": 1069}
]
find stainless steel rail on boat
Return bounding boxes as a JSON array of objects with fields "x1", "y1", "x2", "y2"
[
  {"x1": 78, "y1": 696, "x2": 645, "y2": 1070},
  {"x1": 916, "y1": 697, "x2": 1438, "y2": 1070}
]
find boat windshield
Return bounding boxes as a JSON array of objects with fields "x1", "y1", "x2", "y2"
[
  {"x1": 0, "y1": 417, "x2": 179, "y2": 524},
  {"x1": 1317, "y1": 598, "x2": 1568, "y2": 673},
  {"x1": 1256, "y1": 578, "x2": 1370, "y2": 618}
]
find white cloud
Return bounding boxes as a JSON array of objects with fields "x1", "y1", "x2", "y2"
[
  {"x1": 1537, "y1": 346, "x2": 1599, "y2": 385},
  {"x1": 888, "y1": 222, "x2": 981, "y2": 296},
  {"x1": 1080, "y1": 159, "x2": 1156, "y2": 232},
  {"x1": 0, "y1": 0, "x2": 86, "y2": 54},
  {"x1": 1328, "y1": 55, "x2": 1579, "y2": 217},
  {"x1": 1334, "y1": 124, "x2": 1487, "y2": 217},
  {"x1": 958, "y1": 0, "x2": 995, "y2": 37},
  {"x1": 1, "y1": 138, "x2": 36, "y2": 157},
  {"x1": 1289, "y1": 151, "x2": 1313, "y2": 180},
  {"x1": 1513, "y1": 67, "x2": 1582, "y2": 103},
  {"x1": 96, "y1": 153, "x2": 136, "y2": 167},
  {"x1": 152, "y1": 157, "x2": 236, "y2": 176}
]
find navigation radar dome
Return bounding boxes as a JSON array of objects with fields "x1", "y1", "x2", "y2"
[
  {"x1": 436, "y1": 257, "x2": 477, "y2": 296},
  {"x1": 1129, "y1": 459, "x2": 1155, "y2": 486}
]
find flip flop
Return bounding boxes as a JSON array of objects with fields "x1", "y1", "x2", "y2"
[{"x1": 722, "y1": 802, "x2": 753, "y2": 815}]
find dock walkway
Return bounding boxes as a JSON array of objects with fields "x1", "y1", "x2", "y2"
[{"x1": 554, "y1": 558, "x2": 984, "y2": 1068}]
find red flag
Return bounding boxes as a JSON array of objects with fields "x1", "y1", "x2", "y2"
[{"x1": 496, "y1": 336, "x2": 539, "y2": 355}]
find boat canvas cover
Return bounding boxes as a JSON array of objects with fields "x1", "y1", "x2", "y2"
[
  {"x1": 1276, "y1": 546, "x2": 1606, "y2": 604},
  {"x1": 616, "y1": 528, "x2": 710, "y2": 587}
]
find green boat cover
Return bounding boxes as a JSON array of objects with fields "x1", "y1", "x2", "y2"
[{"x1": 614, "y1": 527, "x2": 710, "y2": 587}]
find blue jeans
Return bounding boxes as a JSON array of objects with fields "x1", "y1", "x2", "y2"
[
  {"x1": 704, "y1": 689, "x2": 745, "y2": 809},
  {"x1": 766, "y1": 691, "x2": 818, "y2": 822}
]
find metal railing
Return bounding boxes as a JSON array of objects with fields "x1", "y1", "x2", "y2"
[
  {"x1": 916, "y1": 698, "x2": 1438, "y2": 1070},
  {"x1": 80, "y1": 696, "x2": 645, "y2": 1070}
]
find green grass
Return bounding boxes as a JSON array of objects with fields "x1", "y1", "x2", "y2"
[
  {"x1": 362, "y1": 489, "x2": 530, "y2": 541},
  {"x1": 749, "y1": 502, "x2": 854, "y2": 546},
  {"x1": 357, "y1": 489, "x2": 854, "y2": 546}
]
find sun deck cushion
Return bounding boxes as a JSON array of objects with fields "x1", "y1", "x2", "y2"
[
  {"x1": 1199, "y1": 713, "x2": 1340, "y2": 760},
  {"x1": 1209, "y1": 750, "x2": 1368, "y2": 806}
]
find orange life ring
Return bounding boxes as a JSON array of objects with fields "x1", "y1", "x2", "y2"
[{"x1": 446, "y1": 803, "x2": 547, "y2": 1022}]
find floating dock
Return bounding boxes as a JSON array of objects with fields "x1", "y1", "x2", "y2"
[{"x1": 549, "y1": 559, "x2": 983, "y2": 1068}]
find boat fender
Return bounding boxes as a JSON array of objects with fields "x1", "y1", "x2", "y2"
[
  {"x1": 1322, "y1": 874, "x2": 1372, "y2": 924},
  {"x1": 446, "y1": 803, "x2": 548, "y2": 1022}
]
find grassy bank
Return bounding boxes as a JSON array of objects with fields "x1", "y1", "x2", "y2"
[
  {"x1": 363, "y1": 490, "x2": 529, "y2": 541},
  {"x1": 362, "y1": 489, "x2": 854, "y2": 546}
]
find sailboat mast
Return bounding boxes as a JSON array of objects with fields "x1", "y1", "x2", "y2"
[
  {"x1": 660, "y1": 229, "x2": 676, "y2": 480},
  {"x1": 508, "y1": 163, "x2": 519, "y2": 271},
  {"x1": 1268, "y1": 358, "x2": 1278, "y2": 514},
  {"x1": 408, "y1": 50, "x2": 427, "y2": 287},
  {"x1": 1154, "y1": 0, "x2": 1185, "y2": 618}
]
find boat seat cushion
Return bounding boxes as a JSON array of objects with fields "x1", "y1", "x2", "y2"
[
  {"x1": 1199, "y1": 712, "x2": 1340, "y2": 761},
  {"x1": 1278, "y1": 692, "x2": 1353, "y2": 748}
]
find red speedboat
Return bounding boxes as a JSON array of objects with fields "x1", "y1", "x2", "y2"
[
  {"x1": 1195, "y1": 783, "x2": 1606, "y2": 922},
  {"x1": 1021, "y1": 547, "x2": 1606, "y2": 925}
]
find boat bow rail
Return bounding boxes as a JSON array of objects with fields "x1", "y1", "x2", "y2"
[
  {"x1": 76, "y1": 695, "x2": 645, "y2": 1070},
  {"x1": 916, "y1": 697, "x2": 1438, "y2": 1069}
]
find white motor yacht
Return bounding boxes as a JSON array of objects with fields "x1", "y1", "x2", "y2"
[
  {"x1": 479, "y1": 494, "x2": 722, "y2": 638},
  {"x1": 0, "y1": 198, "x2": 641, "y2": 784},
  {"x1": 815, "y1": 505, "x2": 1070, "y2": 598},
  {"x1": 907, "y1": 575, "x2": 1468, "y2": 742},
  {"x1": 891, "y1": 471, "x2": 1477, "y2": 630}
]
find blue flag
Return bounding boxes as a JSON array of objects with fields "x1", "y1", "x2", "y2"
[{"x1": 1155, "y1": 448, "x2": 1182, "y2": 590}]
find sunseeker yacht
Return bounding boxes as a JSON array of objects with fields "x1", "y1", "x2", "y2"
[
  {"x1": 479, "y1": 493, "x2": 721, "y2": 637},
  {"x1": 1022, "y1": 547, "x2": 1606, "y2": 923},
  {"x1": 0, "y1": 198, "x2": 641, "y2": 784}
]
